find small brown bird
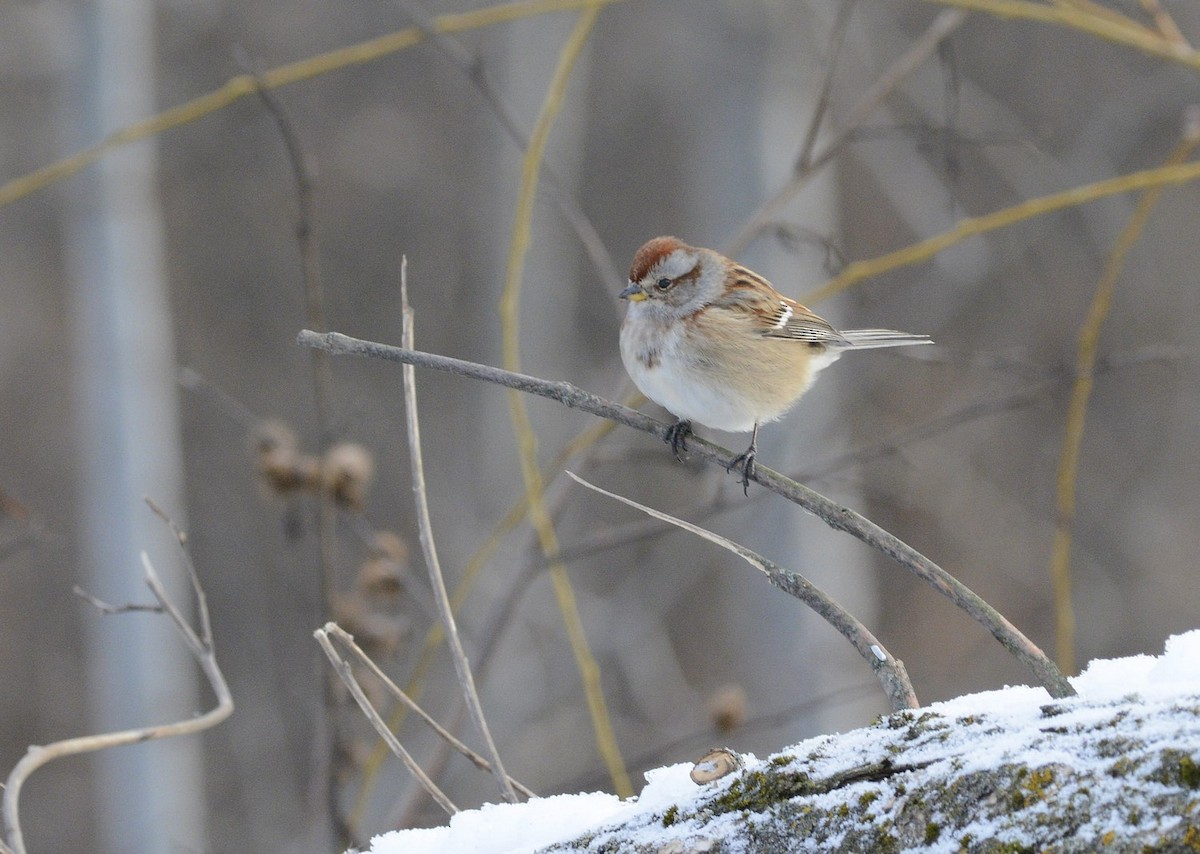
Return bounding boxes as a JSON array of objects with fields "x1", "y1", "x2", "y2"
[{"x1": 619, "y1": 236, "x2": 931, "y2": 490}]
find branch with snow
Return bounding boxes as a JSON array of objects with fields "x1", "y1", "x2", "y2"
[{"x1": 296, "y1": 329, "x2": 1074, "y2": 700}]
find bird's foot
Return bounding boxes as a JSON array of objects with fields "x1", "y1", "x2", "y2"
[
  {"x1": 726, "y1": 446, "x2": 757, "y2": 496},
  {"x1": 663, "y1": 419, "x2": 692, "y2": 461}
]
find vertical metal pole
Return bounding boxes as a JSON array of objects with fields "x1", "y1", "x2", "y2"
[{"x1": 67, "y1": 0, "x2": 207, "y2": 850}]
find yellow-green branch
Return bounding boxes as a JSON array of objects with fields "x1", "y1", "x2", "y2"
[
  {"x1": 1049, "y1": 133, "x2": 1200, "y2": 674},
  {"x1": 804, "y1": 158, "x2": 1200, "y2": 305},
  {"x1": 349, "y1": 414, "x2": 622, "y2": 826},
  {"x1": 0, "y1": 0, "x2": 629, "y2": 210},
  {"x1": 498, "y1": 3, "x2": 633, "y2": 798},
  {"x1": 917, "y1": 0, "x2": 1200, "y2": 71}
]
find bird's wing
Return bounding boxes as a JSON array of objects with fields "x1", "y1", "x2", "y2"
[
  {"x1": 710, "y1": 279, "x2": 846, "y2": 345},
  {"x1": 759, "y1": 297, "x2": 847, "y2": 343}
]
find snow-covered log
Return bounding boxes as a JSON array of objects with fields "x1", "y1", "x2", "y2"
[{"x1": 368, "y1": 632, "x2": 1200, "y2": 853}]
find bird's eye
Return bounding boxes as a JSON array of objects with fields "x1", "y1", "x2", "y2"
[{"x1": 655, "y1": 277, "x2": 671, "y2": 290}]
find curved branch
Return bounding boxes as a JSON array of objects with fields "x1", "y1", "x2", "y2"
[
  {"x1": 2, "y1": 536, "x2": 232, "y2": 854},
  {"x1": 296, "y1": 329, "x2": 1075, "y2": 699},
  {"x1": 567, "y1": 472, "x2": 919, "y2": 711}
]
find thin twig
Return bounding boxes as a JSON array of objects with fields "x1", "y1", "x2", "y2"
[
  {"x1": 387, "y1": 425, "x2": 629, "y2": 824},
  {"x1": 567, "y1": 472, "x2": 919, "y2": 711},
  {"x1": 400, "y1": 261, "x2": 517, "y2": 802},
  {"x1": 395, "y1": 0, "x2": 622, "y2": 293},
  {"x1": 323, "y1": 623, "x2": 536, "y2": 798},
  {"x1": 71, "y1": 586, "x2": 163, "y2": 615},
  {"x1": 802, "y1": 156, "x2": 1200, "y2": 306},
  {"x1": 1140, "y1": 0, "x2": 1188, "y2": 47},
  {"x1": 313, "y1": 625, "x2": 458, "y2": 815},
  {"x1": 177, "y1": 366, "x2": 261, "y2": 429},
  {"x1": 298, "y1": 329, "x2": 1075, "y2": 699},
  {"x1": 918, "y1": 0, "x2": 1200, "y2": 70},
  {"x1": 725, "y1": 8, "x2": 970, "y2": 256},
  {"x1": 3, "y1": 511, "x2": 232, "y2": 854},
  {"x1": 1051, "y1": 0, "x2": 1153, "y2": 33},
  {"x1": 246, "y1": 61, "x2": 350, "y2": 845},
  {"x1": 245, "y1": 58, "x2": 338, "y2": 599},
  {"x1": 500, "y1": 377, "x2": 1054, "y2": 578},
  {"x1": 797, "y1": 0, "x2": 859, "y2": 173},
  {"x1": 388, "y1": 423, "x2": 622, "y2": 825}
]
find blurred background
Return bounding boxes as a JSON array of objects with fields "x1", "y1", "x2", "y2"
[{"x1": 3, "y1": 0, "x2": 1200, "y2": 850}]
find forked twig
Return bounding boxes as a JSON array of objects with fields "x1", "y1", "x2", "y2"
[
  {"x1": 297, "y1": 329, "x2": 1075, "y2": 699},
  {"x1": 2, "y1": 502, "x2": 232, "y2": 854},
  {"x1": 567, "y1": 472, "x2": 919, "y2": 711},
  {"x1": 399, "y1": 261, "x2": 517, "y2": 802},
  {"x1": 320, "y1": 623, "x2": 536, "y2": 798},
  {"x1": 314, "y1": 625, "x2": 458, "y2": 815}
]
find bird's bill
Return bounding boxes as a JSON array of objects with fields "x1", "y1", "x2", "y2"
[{"x1": 618, "y1": 282, "x2": 648, "y2": 301}]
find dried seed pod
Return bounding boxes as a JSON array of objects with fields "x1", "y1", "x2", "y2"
[
  {"x1": 707, "y1": 683, "x2": 748, "y2": 734},
  {"x1": 356, "y1": 531, "x2": 408, "y2": 600},
  {"x1": 254, "y1": 420, "x2": 320, "y2": 497},
  {"x1": 371, "y1": 530, "x2": 408, "y2": 563},
  {"x1": 322, "y1": 442, "x2": 375, "y2": 510},
  {"x1": 689, "y1": 747, "x2": 744, "y2": 785}
]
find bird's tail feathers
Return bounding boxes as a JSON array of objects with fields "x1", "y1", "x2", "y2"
[{"x1": 836, "y1": 329, "x2": 933, "y2": 349}]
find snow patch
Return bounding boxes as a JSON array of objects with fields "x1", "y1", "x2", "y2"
[{"x1": 366, "y1": 630, "x2": 1200, "y2": 854}]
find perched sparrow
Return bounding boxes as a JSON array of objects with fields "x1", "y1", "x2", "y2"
[{"x1": 619, "y1": 236, "x2": 932, "y2": 491}]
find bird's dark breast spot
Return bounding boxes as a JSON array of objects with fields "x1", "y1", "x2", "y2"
[{"x1": 640, "y1": 348, "x2": 660, "y2": 370}]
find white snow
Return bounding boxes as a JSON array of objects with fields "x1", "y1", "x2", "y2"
[{"x1": 365, "y1": 630, "x2": 1200, "y2": 854}]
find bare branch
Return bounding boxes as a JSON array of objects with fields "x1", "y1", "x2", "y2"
[
  {"x1": 177, "y1": 366, "x2": 261, "y2": 429},
  {"x1": 322, "y1": 623, "x2": 536, "y2": 798},
  {"x1": 725, "y1": 8, "x2": 970, "y2": 256},
  {"x1": 797, "y1": 0, "x2": 859, "y2": 173},
  {"x1": 72, "y1": 585, "x2": 163, "y2": 615},
  {"x1": 395, "y1": 0, "x2": 622, "y2": 294},
  {"x1": 3, "y1": 520, "x2": 232, "y2": 854},
  {"x1": 399, "y1": 263, "x2": 517, "y2": 802},
  {"x1": 246, "y1": 56, "x2": 351, "y2": 844},
  {"x1": 567, "y1": 472, "x2": 919, "y2": 711},
  {"x1": 297, "y1": 328, "x2": 1075, "y2": 699},
  {"x1": 244, "y1": 52, "x2": 341, "y2": 596},
  {"x1": 313, "y1": 625, "x2": 458, "y2": 816},
  {"x1": 144, "y1": 497, "x2": 215, "y2": 650}
]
